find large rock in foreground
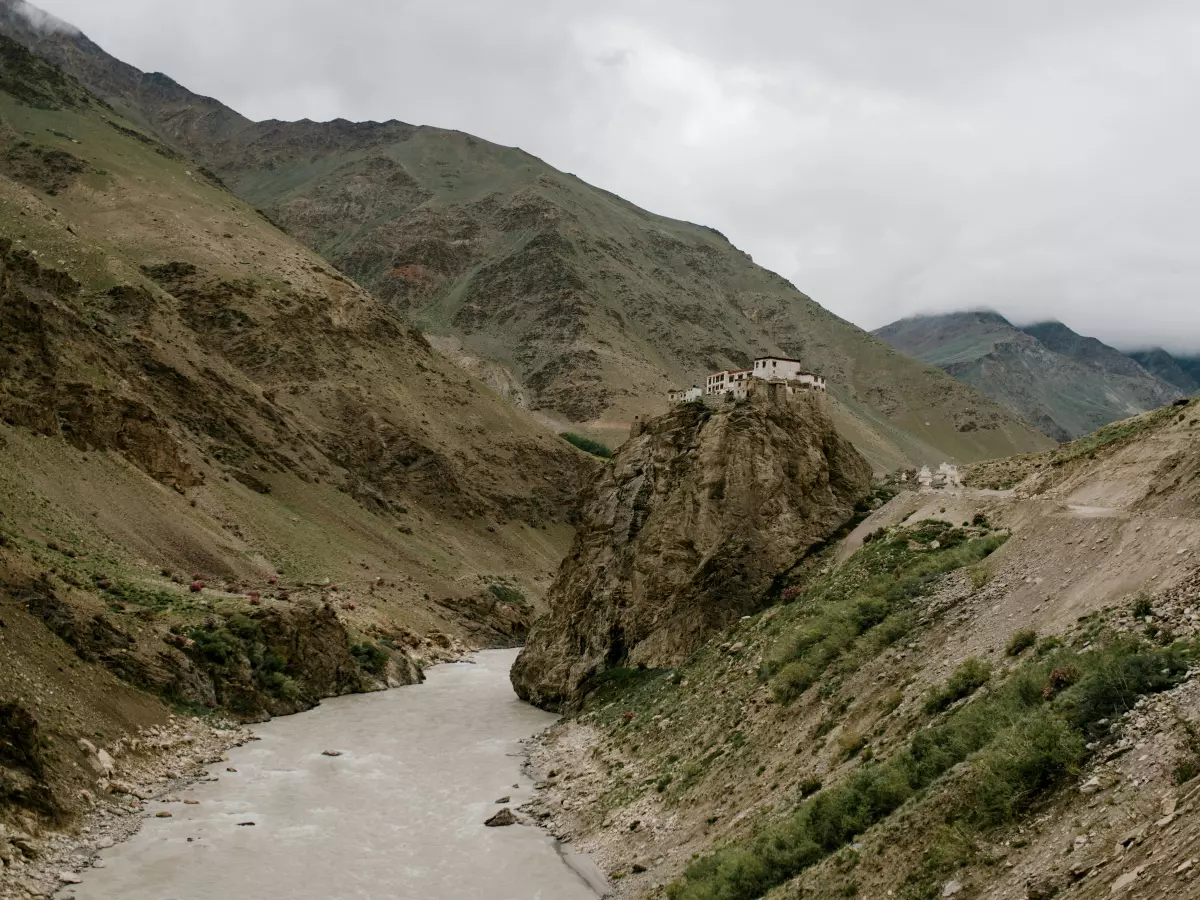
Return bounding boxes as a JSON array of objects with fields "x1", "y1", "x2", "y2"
[{"x1": 511, "y1": 386, "x2": 873, "y2": 710}]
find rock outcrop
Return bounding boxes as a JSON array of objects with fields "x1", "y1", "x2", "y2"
[{"x1": 511, "y1": 385, "x2": 873, "y2": 710}]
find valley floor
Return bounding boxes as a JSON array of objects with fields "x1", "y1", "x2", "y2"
[{"x1": 2, "y1": 653, "x2": 605, "y2": 900}]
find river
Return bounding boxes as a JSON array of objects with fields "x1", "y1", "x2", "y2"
[{"x1": 76, "y1": 650, "x2": 605, "y2": 900}]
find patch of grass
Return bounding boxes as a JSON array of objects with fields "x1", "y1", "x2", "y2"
[
  {"x1": 1005, "y1": 628, "x2": 1038, "y2": 657},
  {"x1": 772, "y1": 660, "x2": 820, "y2": 704},
  {"x1": 666, "y1": 636, "x2": 1195, "y2": 900},
  {"x1": 762, "y1": 527, "x2": 1008, "y2": 704},
  {"x1": 836, "y1": 729, "x2": 868, "y2": 760},
  {"x1": 93, "y1": 575, "x2": 185, "y2": 611},
  {"x1": 487, "y1": 583, "x2": 527, "y2": 606},
  {"x1": 898, "y1": 826, "x2": 977, "y2": 900},
  {"x1": 1175, "y1": 759, "x2": 1200, "y2": 785},
  {"x1": 582, "y1": 666, "x2": 667, "y2": 704},
  {"x1": 560, "y1": 432, "x2": 613, "y2": 459},
  {"x1": 924, "y1": 658, "x2": 992, "y2": 714},
  {"x1": 968, "y1": 564, "x2": 993, "y2": 589},
  {"x1": 879, "y1": 690, "x2": 905, "y2": 715},
  {"x1": 1036, "y1": 636, "x2": 1064, "y2": 656},
  {"x1": 1051, "y1": 405, "x2": 1177, "y2": 467}
]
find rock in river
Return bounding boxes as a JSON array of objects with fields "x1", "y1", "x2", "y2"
[{"x1": 485, "y1": 808, "x2": 518, "y2": 827}]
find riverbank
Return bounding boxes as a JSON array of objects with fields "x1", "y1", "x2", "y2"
[
  {"x1": 0, "y1": 717, "x2": 253, "y2": 900},
  {"x1": 11, "y1": 651, "x2": 605, "y2": 900}
]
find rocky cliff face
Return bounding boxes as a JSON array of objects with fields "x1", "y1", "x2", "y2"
[{"x1": 511, "y1": 386, "x2": 873, "y2": 710}]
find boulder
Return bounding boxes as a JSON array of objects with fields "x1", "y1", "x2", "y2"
[
  {"x1": 1026, "y1": 874, "x2": 1062, "y2": 900},
  {"x1": 485, "y1": 808, "x2": 518, "y2": 827}
]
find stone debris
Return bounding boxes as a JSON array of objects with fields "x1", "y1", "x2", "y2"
[
  {"x1": 0, "y1": 716, "x2": 253, "y2": 897},
  {"x1": 1110, "y1": 868, "x2": 1143, "y2": 893},
  {"x1": 321, "y1": 750, "x2": 343, "y2": 757}
]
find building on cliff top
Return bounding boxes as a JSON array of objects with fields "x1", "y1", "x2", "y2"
[
  {"x1": 697, "y1": 357, "x2": 827, "y2": 400},
  {"x1": 668, "y1": 386, "x2": 703, "y2": 404}
]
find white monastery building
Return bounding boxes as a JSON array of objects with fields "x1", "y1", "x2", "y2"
[
  {"x1": 751, "y1": 357, "x2": 826, "y2": 391},
  {"x1": 668, "y1": 386, "x2": 703, "y2": 404},
  {"x1": 683, "y1": 356, "x2": 827, "y2": 402}
]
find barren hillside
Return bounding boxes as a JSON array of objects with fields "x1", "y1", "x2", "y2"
[
  {"x1": 0, "y1": 2, "x2": 1054, "y2": 466},
  {"x1": 0, "y1": 31, "x2": 593, "y2": 834},
  {"x1": 522, "y1": 399, "x2": 1200, "y2": 900}
]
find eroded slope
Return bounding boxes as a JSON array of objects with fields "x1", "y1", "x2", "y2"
[{"x1": 523, "y1": 401, "x2": 1200, "y2": 900}]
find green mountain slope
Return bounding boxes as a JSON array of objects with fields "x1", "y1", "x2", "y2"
[
  {"x1": 874, "y1": 312, "x2": 1182, "y2": 441},
  {"x1": 0, "y1": 2, "x2": 1053, "y2": 467},
  {"x1": 1020, "y1": 320, "x2": 1153, "y2": 378},
  {"x1": 1128, "y1": 348, "x2": 1200, "y2": 394}
]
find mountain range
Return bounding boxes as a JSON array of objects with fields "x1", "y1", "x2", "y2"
[
  {"x1": 0, "y1": 1, "x2": 1055, "y2": 469},
  {"x1": 874, "y1": 311, "x2": 1185, "y2": 441},
  {"x1": 1128, "y1": 347, "x2": 1200, "y2": 394}
]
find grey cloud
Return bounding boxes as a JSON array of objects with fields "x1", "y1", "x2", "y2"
[
  {"x1": 12, "y1": 0, "x2": 76, "y2": 33},
  {"x1": 36, "y1": 0, "x2": 1200, "y2": 352}
]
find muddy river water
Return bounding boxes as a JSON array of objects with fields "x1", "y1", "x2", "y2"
[{"x1": 77, "y1": 650, "x2": 604, "y2": 900}]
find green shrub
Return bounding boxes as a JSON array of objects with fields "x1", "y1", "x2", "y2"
[
  {"x1": 1174, "y1": 758, "x2": 1200, "y2": 785},
  {"x1": 798, "y1": 776, "x2": 823, "y2": 798},
  {"x1": 1058, "y1": 637, "x2": 1189, "y2": 737},
  {"x1": 560, "y1": 432, "x2": 613, "y2": 458},
  {"x1": 259, "y1": 671, "x2": 301, "y2": 700},
  {"x1": 351, "y1": 641, "x2": 390, "y2": 676},
  {"x1": 1036, "y1": 636, "x2": 1065, "y2": 655},
  {"x1": 667, "y1": 637, "x2": 1193, "y2": 900},
  {"x1": 772, "y1": 660, "x2": 819, "y2": 704},
  {"x1": 1006, "y1": 628, "x2": 1038, "y2": 656},
  {"x1": 969, "y1": 564, "x2": 993, "y2": 589},
  {"x1": 924, "y1": 658, "x2": 992, "y2": 714},
  {"x1": 1131, "y1": 593, "x2": 1153, "y2": 619},
  {"x1": 487, "y1": 583, "x2": 527, "y2": 606},
  {"x1": 967, "y1": 709, "x2": 1085, "y2": 826},
  {"x1": 188, "y1": 624, "x2": 242, "y2": 664}
]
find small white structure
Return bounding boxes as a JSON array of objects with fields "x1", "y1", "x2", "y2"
[
  {"x1": 918, "y1": 465, "x2": 934, "y2": 489},
  {"x1": 939, "y1": 463, "x2": 962, "y2": 488},
  {"x1": 668, "y1": 386, "x2": 703, "y2": 404}
]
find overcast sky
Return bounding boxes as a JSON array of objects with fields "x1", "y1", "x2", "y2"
[{"x1": 31, "y1": 0, "x2": 1200, "y2": 352}]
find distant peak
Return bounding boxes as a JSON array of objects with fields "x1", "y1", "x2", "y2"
[{"x1": 2, "y1": 0, "x2": 78, "y2": 36}]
